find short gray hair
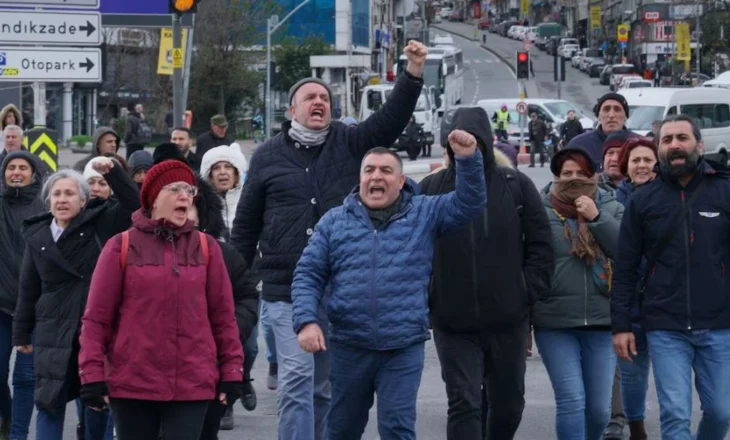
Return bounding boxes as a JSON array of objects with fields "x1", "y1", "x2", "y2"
[
  {"x1": 41, "y1": 169, "x2": 90, "y2": 206},
  {"x1": 3, "y1": 124, "x2": 22, "y2": 137}
]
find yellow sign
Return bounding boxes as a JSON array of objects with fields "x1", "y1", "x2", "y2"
[
  {"x1": 521, "y1": 0, "x2": 529, "y2": 17},
  {"x1": 675, "y1": 23, "x2": 691, "y2": 61},
  {"x1": 172, "y1": 48, "x2": 183, "y2": 68},
  {"x1": 617, "y1": 24, "x2": 629, "y2": 43},
  {"x1": 28, "y1": 131, "x2": 58, "y2": 171},
  {"x1": 590, "y1": 6, "x2": 602, "y2": 31},
  {"x1": 157, "y1": 28, "x2": 188, "y2": 75}
]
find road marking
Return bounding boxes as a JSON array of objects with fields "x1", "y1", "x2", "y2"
[{"x1": 471, "y1": 65, "x2": 480, "y2": 105}]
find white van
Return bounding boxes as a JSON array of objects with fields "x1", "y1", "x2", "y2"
[
  {"x1": 620, "y1": 88, "x2": 730, "y2": 163},
  {"x1": 476, "y1": 99, "x2": 594, "y2": 139},
  {"x1": 359, "y1": 83, "x2": 437, "y2": 148}
]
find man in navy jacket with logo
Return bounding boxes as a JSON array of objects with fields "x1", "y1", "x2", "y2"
[
  {"x1": 291, "y1": 131, "x2": 487, "y2": 440},
  {"x1": 613, "y1": 114, "x2": 730, "y2": 440}
]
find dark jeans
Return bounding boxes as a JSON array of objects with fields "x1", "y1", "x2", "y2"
[
  {"x1": 421, "y1": 143, "x2": 432, "y2": 157},
  {"x1": 530, "y1": 141, "x2": 546, "y2": 166},
  {"x1": 111, "y1": 398, "x2": 209, "y2": 440},
  {"x1": 495, "y1": 129, "x2": 508, "y2": 141},
  {"x1": 243, "y1": 324, "x2": 259, "y2": 380},
  {"x1": 328, "y1": 341, "x2": 425, "y2": 440},
  {"x1": 434, "y1": 321, "x2": 528, "y2": 440},
  {"x1": 0, "y1": 312, "x2": 34, "y2": 439},
  {"x1": 37, "y1": 380, "x2": 111, "y2": 440},
  {"x1": 199, "y1": 400, "x2": 227, "y2": 440}
]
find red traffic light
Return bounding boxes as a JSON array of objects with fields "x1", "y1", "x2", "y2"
[{"x1": 518, "y1": 52, "x2": 528, "y2": 62}]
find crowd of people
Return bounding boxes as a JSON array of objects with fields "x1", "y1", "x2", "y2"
[{"x1": 0, "y1": 39, "x2": 727, "y2": 440}]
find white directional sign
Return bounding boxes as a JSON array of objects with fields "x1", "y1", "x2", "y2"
[
  {"x1": 0, "y1": 47, "x2": 101, "y2": 82},
  {"x1": 0, "y1": 11, "x2": 101, "y2": 46},
  {"x1": 0, "y1": 0, "x2": 99, "y2": 8}
]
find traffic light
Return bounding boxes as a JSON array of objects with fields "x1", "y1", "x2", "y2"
[
  {"x1": 170, "y1": 0, "x2": 199, "y2": 14},
  {"x1": 516, "y1": 51, "x2": 530, "y2": 80}
]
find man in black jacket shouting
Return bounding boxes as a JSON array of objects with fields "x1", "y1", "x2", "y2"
[
  {"x1": 420, "y1": 107, "x2": 555, "y2": 440},
  {"x1": 230, "y1": 40, "x2": 428, "y2": 440}
]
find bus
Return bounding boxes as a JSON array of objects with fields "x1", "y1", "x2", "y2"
[
  {"x1": 398, "y1": 46, "x2": 464, "y2": 109},
  {"x1": 535, "y1": 22, "x2": 563, "y2": 50}
]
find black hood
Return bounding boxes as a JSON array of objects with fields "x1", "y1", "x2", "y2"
[
  {"x1": 195, "y1": 175, "x2": 227, "y2": 241},
  {"x1": 444, "y1": 107, "x2": 495, "y2": 168}
]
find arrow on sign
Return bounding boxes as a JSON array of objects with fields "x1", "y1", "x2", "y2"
[
  {"x1": 79, "y1": 58, "x2": 94, "y2": 73},
  {"x1": 79, "y1": 21, "x2": 96, "y2": 37}
]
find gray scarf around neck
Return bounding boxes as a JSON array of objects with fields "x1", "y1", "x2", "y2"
[{"x1": 288, "y1": 120, "x2": 330, "y2": 146}]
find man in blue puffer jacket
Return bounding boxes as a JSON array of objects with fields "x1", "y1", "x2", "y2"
[{"x1": 291, "y1": 131, "x2": 487, "y2": 440}]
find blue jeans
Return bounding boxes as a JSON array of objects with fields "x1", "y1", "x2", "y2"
[
  {"x1": 260, "y1": 300, "x2": 277, "y2": 364},
  {"x1": 36, "y1": 379, "x2": 112, "y2": 440},
  {"x1": 328, "y1": 341, "x2": 425, "y2": 440},
  {"x1": 267, "y1": 300, "x2": 330, "y2": 440},
  {"x1": 534, "y1": 328, "x2": 616, "y2": 440},
  {"x1": 76, "y1": 399, "x2": 115, "y2": 440},
  {"x1": 0, "y1": 312, "x2": 34, "y2": 439},
  {"x1": 243, "y1": 324, "x2": 259, "y2": 380},
  {"x1": 618, "y1": 347, "x2": 651, "y2": 422},
  {"x1": 647, "y1": 329, "x2": 730, "y2": 440}
]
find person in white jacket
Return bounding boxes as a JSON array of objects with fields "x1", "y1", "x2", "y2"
[
  {"x1": 200, "y1": 143, "x2": 267, "y2": 430},
  {"x1": 200, "y1": 143, "x2": 248, "y2": 233}
]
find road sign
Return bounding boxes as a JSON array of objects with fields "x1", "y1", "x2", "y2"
[
  {"x1": 0, "y1": 0, "x2": 98, "y2": 8},
  {"x1": 617, "y1": 24, "x2": 630, "y2": 42},
  {"x1": 172, "y1": 48, "x2": 183, "y2": 68},
  {"x1": 0, "y1": 11, "x2": 101, "y2": 46},
  {"x1": 643, "y1": 11, "x2": 660, "y2": 22},
  {"x1": 516, "y1": 101, "x2": 528, "y2": 115},
  {"x1": 27, "y1": 128, "x2": 58, "y2": 171},
  {"x1": 0, "y1": 47, "x2": 101, "y2": 82}
]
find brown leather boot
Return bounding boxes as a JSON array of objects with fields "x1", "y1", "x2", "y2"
[{"x1": 629, "y1": 420, "x2": 648, "y2": 440}]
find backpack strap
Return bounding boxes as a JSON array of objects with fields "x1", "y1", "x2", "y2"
[
  {"x1": 198, "y1": 231, "x2": 209, "y2": 266},
  {"x1": 499, "y1": 168, "x2": 524, "y2": 216},
  {"x1": 120, "y1": 230, "x2": 130, "y2": 269}
]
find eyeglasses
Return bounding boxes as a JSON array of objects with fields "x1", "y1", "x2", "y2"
[{"x1": 163, "y1": 183, "x2": 198, "y2": 197}]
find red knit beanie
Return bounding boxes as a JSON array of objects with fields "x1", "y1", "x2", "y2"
[{"x1": 140, "y1": 160, "x2": 196, "y2": 211}]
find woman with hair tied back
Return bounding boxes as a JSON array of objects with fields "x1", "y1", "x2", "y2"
[
  {"x1": 12, "y1": 158, "x2": 139, "y2": 440},
  {"x1": 78, "y1": 160, "x2": 244, "y2": 440}
]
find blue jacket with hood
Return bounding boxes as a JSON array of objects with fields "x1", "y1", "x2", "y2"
[
  {"x1": 291, "y1": 150, "x2": 487, "y2": 350},
  {"x1": 612, "y1": 160, "x2": 730, "y2": 333}
]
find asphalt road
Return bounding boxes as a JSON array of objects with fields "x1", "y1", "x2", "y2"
[{"x1": 433, "y1": 20, "x2": 611, "y2": 117}]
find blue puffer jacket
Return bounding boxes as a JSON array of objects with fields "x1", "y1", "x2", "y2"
[{"x1": 291, "y1": 151, "x2": 487, "y2": 350}]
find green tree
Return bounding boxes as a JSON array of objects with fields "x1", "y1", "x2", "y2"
[
  {"x1": 272, "y1": 35, "x2": 332, "y2": 92},
  {"x1": 188, "y1": 0, "x2": 278, "y2": 134}
]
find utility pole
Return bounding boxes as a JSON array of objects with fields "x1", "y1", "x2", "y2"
[
  {"x1": 172, "y1": 13, "x2": 183, "y2": 128},
  {"x1": 696, "y1": 4, "x2": 701, "y2": 78},
  {"x1": 265, "y1": 0, "x2": 313, "y2": 140}
]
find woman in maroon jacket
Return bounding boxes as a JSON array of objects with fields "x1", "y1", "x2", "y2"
[{"x1": 78, "y1": 160, "x2": 244, "y2": 440}]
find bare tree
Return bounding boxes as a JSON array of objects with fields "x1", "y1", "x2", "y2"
[{"x1": 188, "y1": 0, "x2": 278, "y2": 132}]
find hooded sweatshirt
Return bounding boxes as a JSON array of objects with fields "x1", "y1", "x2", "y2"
[
  {"x1": 73, "y1": 127, "x2": 120, "y2": 172},
  {"x1": 420, "y1": 107, "x2": 555, "y2": 331},
  {"x1": 0, "y1": 151, "x2": 45, "y2": 315},
  {"x1": 200, "y1": 145, "x2": 249, "y2": 232}
]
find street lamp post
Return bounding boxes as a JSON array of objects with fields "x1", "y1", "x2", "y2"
[{"x1": 265, "y1": 0, "x2": 314, "y2": 140}]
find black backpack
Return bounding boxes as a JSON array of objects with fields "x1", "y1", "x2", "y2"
[{"x1": 499, "y1": 167, "x2": 524, "y2": 217}]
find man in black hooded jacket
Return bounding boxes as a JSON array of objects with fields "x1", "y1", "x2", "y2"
[
  {"x1": 420, "y1": 107, "x2": 555, "y2": 440},
  {"x1": 0, "y1": 151, "x2": 46, "y2": 439}
]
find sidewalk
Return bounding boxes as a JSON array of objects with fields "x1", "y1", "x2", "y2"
[{"x1": 431, "y1": 23, "x2": 541, "y2": 99}]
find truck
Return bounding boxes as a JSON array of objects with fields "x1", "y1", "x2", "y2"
[{"x1": 359, "y1": 83, "x2": 437, "y2": 151}]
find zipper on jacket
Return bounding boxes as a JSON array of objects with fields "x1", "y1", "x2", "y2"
[
  {"x1": 681, "y1": 191, "x2": 692, "y2": 330},
  {"x1": 583, "y1": 267, "x2": 588, "y2": 326},
  {"x1": 370, "y1": 229, "x2": 378, "y2": 345},
  {"x1": 469, "y1": 224, "x2": 480, "y2": 320}
]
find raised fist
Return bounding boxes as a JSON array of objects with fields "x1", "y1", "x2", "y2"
[
  {"x1": 448, "y1": 130, "x2": 477, "y2": 157},
  {"x1": 90, "y1": 157, "x2": 114, "y2": 175},
  {"x1": 404, "y1": 40, "x2": 428, "y2": 78}
]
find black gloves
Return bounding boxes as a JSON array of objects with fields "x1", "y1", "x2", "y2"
[
  {"x1": 217, "y1": 381, "x2": 242, "y2": 402},
  {"x1": 80, "y1": 381, "x2": 108, "y2": 410}
]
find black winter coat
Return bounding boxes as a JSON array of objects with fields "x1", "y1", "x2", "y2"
[
  {"x1": 0, "y1": 151, "x2": 45, "y2": 315},
  {"x1": 231, "y1": 72, "x2": 423, "y2": 303},
  {"x1": 196, "y1": 131, "x2": 234, "y2": 160},
  {"x1": 12, "y1": 165, "x2": 139, "y2": 411},
  {"x1": 613, "y1": 160, "x2": 730, "y2": 334},
  {"x1": 420, "y1": 107, "x2": 554, "y2": 331}
]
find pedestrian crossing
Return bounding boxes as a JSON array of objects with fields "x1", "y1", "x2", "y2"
[{"x1": 464, "y1": 59, "x2": 496, "y2": 64}]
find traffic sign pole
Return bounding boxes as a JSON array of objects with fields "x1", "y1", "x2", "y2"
[{"x1": 173, "y1": 13, "x2": 184, "y2": 128}]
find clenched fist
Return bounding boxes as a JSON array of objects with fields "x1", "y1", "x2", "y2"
[
  {"x1": 448, "y1": 130, "x2": 477, "y2": 157},
  {"x1": 404, "y1": 40, "x2": 428, "y2": 78},
  {"x1": 298, "y1": 323, "x2": 327, "y2": 353},
  {"x1": 90, "y1": 157, "x2": 115, "y2": 175}
]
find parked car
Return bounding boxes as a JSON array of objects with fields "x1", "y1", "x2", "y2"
[
  {"x1": 571, "y1": 53, "x2": 583, "y2": 68},
  {"x1": 439, "y1": 7, "x2": 452, "y2": 18},
  {"x1": 560, "y1": 44, "x2": 579, "y2": 59},
  {"x1": 589, "y1": 59, "x2": 606, "y2": 78},
  {"x1": 600, "y1": 64, "x2": 614, "y2": 85},
  {"x1": 478, "y1": 18, "x2": 490, "y2": 29}
]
